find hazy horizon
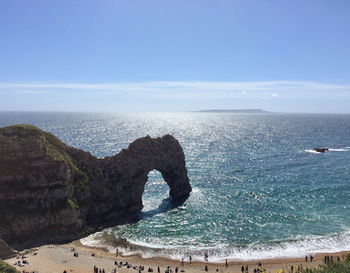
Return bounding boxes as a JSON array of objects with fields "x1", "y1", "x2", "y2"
[{"x1": 1, "y1": 109, "x2": 350, "y2": 115}]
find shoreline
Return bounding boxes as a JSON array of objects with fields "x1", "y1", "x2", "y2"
[
  {"x1": 4, "y1": 240, "x2": 350, "y2": 273},
  {"x1": 80, "y1": 231, "x2": 350, "y2": 263},
  {"x1": 77, "y1": 239, "x2": 349, "y2": 265}
]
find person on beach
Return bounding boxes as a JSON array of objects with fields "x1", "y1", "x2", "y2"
[
  {"x1": 225, "y1": 259, "x2": 228, "y2": 267},
  {"x1": 305, "y1": 255, "x2": 308, "y2": 262},
  {"x1": 310, "y1": 255, "x2": 313, "y2": 262},
  {"x1": 189, "y1": 256, "x2": 192, "y2": 263},
  {"x1": 204, "y1": 265, "x2": 208, "y2": 271},
  {"x1": 241, "y1": 265, "x2": 245, "y2": 273},
  {"x1": 181, "y1": 257, "x2": 184, "y2": 266},
  {"x1": 158, "y1": 266, "x2": 160, "y2": 273}
]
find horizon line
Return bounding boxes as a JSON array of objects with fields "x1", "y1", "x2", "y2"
[{"x1": 1, "y1": 110, "x2": 350, "y2": 114}]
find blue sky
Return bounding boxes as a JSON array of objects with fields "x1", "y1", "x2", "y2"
[{"x1": 1, "y1": 0, "x2": 350, "y2": 112}]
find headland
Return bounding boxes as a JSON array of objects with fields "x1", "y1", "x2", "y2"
[{"x1": 0, "y1": 124, "x2": 191, "y2": 251}]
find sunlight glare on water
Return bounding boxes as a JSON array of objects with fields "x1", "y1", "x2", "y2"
[{"x1": 1, "y1": 112, "x2": 350, "y2": 261}]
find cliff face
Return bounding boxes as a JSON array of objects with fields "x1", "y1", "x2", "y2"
[{"x1": 0, "y1": 124, "x2": 191, "y2": 251}]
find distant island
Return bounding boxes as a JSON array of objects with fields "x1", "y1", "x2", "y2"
[{"x1": 194, "y1": 109, "x2": 271, "y2": 113}]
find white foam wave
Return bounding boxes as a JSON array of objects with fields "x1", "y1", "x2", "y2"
[
  {"x1": 305, "y1": 147, "x2": 349, "y2": 154},
  {"x1": 80, "y1": 232, "x2": 102, "y2": 247},
  {"x1": 81, "y1": 231, "x2": 350, "y2": 262},
  {"x1": 80, "y1": 230, "x2": 116, "y2": 253},
  {"x1": 329, "y1": 148, "x2": 349, "y2": 152},
  {"x1": 191, "y1": 187, "x2": 203, "y2": 195},
  {"x1": 305, "y1": 149, "x2": 321, "y2": 154}
]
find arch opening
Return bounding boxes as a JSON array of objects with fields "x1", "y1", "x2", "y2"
[
  {"x1": 142, "y1": 169, "x2": 170, "y2": 213},
  {"x1": 136, "y1": 169, "x2": 188, "y2": 220}
]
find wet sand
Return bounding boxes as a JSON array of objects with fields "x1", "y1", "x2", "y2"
[{"x1": 4, "y1": 240, "x2": 349, "y2": 273}]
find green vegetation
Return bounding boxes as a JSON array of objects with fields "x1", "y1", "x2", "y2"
[
  {"x1": 43, "y1": 129, "x2": 89, "y2": 194},
  {"x1": 1, "y1": 124, "x2": 90, "y2": 194},
  {"x1": 0, "y1": 125, "x2": 72, "y2": 167},
  {"x1": 303, "y1": 254, "x2": 350, "y2": 273},
  {"x1": 0, "y1": 259, "x2": 19, "y2": 273},
  {"x1": 66, "y1": 198, "x2": 79, "y2": 210},
  {"x1": 94, "y1": 167, "x2": 103, "y2": 177},
  {"x1": 0, "y1": 124, "x2": 43, "y2": 145},
  {"x1": 72, "y1": 169, "x2": 89, "y2": 193},
  {"x1": 0, "y1": 124, "x2": 90, "y2": 223},
  {"x1": 43, "y1": 130, "x2": 76, "y2": 168}
]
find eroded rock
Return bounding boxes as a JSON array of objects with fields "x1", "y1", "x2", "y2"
[
  {"x1": 0, "y1": 124, "x2": 191, "y2": 252},
  {"x1": 312, "y1": 147, "x2": 329, "y2": 153}
]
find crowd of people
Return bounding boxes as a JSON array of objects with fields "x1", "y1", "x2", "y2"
[
  {"x1": 91, "y1": 259, "x2": 186, "y2": 273},
  {"x1": 9, "y1": 244, "x2": 348, "y2": 273}
]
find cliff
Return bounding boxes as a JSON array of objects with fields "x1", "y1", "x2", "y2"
[{"x1": 0, "y1": 124, "x2": 191, "y2": 252}]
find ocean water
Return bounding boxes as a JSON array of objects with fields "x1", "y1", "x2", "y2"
[{"x1": 1, "y1": 112, "x2": 350, "y2": 261}]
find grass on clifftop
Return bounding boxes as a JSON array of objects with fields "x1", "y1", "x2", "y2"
[
  {"x1": 1, "y1": 124, "x2": 76, "y2": 169},
  {"x1": 0, "y1": 259, "x2": 19, "y2": 273},
  {"x1": 0, "y1": 124, "x2": 89, "y2": 194}
]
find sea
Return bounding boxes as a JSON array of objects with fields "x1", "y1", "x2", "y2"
[{"x1": 1, "y1": 112, "x2": 350, "y2": 261}]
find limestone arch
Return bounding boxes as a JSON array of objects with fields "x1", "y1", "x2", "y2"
[{"x1": 105, "y1": 134, "x2": 192, "y2": 213}]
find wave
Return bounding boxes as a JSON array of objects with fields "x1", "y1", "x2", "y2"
[
  {"x1": 305, "y1": 147, "x2": 349, "y2": 154},
  {"x1": 305, "y1": 149, "x2": 321, "y2": 154},
  {"x1": 81, "y1": 231, "x2": 350, "y2": 262},
  {"x1": 328, "y1": 148, "x2": 349, "y2": 152}
]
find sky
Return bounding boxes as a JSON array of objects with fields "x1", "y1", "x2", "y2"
[{"x1": 0, "y1": 0, "x2": 350, "y2": 113}]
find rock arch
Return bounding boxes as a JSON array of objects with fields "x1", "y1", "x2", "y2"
[
  {"x1": 0, "y1": 125, "x2": 191, "y2": 250},
  {"x1": 98, "y1": 134, "x2": 192, "y2": 214}
]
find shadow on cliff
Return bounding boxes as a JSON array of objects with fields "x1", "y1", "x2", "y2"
[
  {"x1": 0, "y1": 124, "x2": 192, "y2": 252},
  {"x1": 137, "y1": 197, "x2": 187, "y2": 220}
]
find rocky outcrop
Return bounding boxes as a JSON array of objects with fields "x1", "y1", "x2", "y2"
[
  {"x1": 0, "y1": 239, "x2": 16, "y2": 259},
  {"x1": 312, "y1": 147, "x2": 329, "y2": 153},
  {"x1": 0, "y1": 124, "x2": 191, "y2": 252}
]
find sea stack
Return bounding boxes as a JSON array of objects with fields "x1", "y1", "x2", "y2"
[
  {"x1": 0, "y1": 124, "x2": 191, "y2": 252},
  {"x1": 312, "y1": 147, "x2": 329, "y2": 153}
]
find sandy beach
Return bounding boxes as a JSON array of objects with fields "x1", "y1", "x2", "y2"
[{"x1": 4, "y1": 240, "x2": 349, "y2": 273}]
